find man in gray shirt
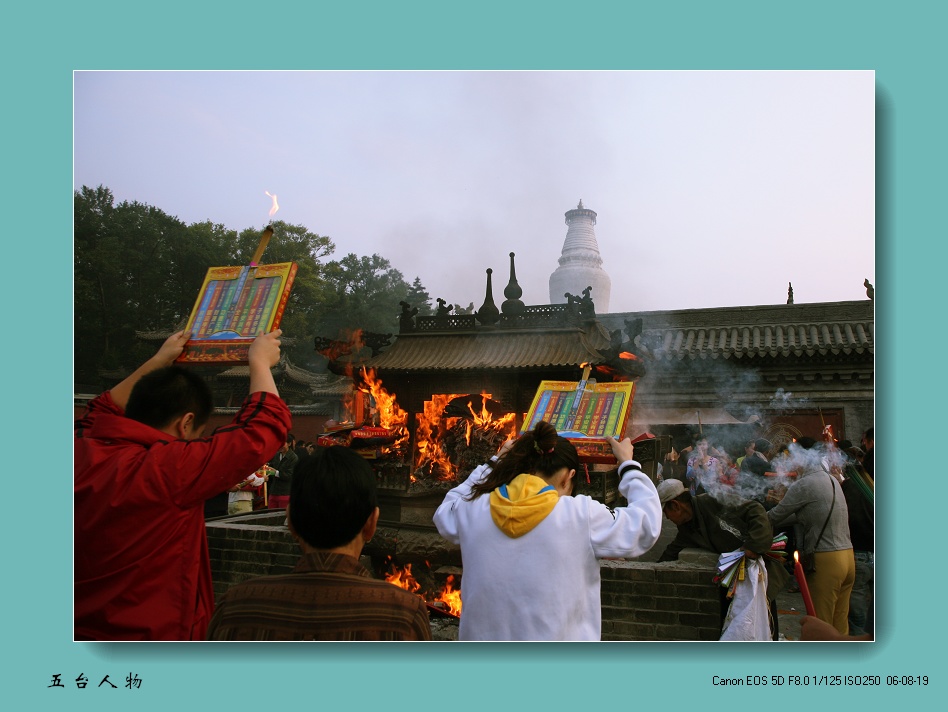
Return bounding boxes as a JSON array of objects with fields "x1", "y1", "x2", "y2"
[{"x1": 767, "y1": 465, "x2": 855, "y2": 635}]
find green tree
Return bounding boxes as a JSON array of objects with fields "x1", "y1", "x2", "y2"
[
  {"x1": 75, "y1": 186, "x2": 194, "y2": 385},
  {"x1": 405, "y1": 276, "x2": 434, "y2": 316},
  {"x1": 316, "y1": 253, "x2": 417, "y2": 338},
  {"x1": 75, "y1": 185, "x2": 434, "y2": 385}
]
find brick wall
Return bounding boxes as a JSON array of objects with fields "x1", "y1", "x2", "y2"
[
  {"x1": 207, "y1": 515, "x2": 723, "y2": 641},
  {"x1": 206, "y1": 513, "x2": 300, "y2": 603},
  {"x1": 600, "y1": 554, "x2": 722, "y2": 641}
]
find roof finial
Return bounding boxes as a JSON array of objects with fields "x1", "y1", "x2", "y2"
[
  {"x1": 577, "y1": 198, "x2": 584, "y2": 209},
  {"x1": 475, "y1": 268, "x2": 500, "y2": 326},
  {"x1": 502, "y1": 252, "x2": 525, "y2": 317}
]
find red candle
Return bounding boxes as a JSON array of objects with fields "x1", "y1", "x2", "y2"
[{"x1": 793, "y1": 551, "x2": 816, "y2": 616}]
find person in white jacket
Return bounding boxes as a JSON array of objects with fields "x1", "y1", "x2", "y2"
[{"x1": 432, "y1": 421, "x2": 662, "y2": 641}]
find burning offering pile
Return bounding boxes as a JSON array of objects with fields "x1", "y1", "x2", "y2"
[
  {"x1": 320, "y1": 363, "x2": 517, "y2": 492},
  {"x1": 382, "y1": 558, "x2": 462, "y2": 618}
]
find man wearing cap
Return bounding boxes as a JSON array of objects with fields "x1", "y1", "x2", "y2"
[{"x1": 657, "y1": 479, "x2": 789, "y2": 640}]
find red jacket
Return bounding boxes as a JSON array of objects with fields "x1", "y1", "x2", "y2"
[{"x1": 74, "y1": 390, "x2": 291, "y2": 640}]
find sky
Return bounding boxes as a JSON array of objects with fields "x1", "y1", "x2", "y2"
[{"x1": 74, "y1": 70, "x2": 875, "y2": 314}]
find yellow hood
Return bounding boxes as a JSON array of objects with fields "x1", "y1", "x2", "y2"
[{"x1": 489, "y1": 474, "x2": 559, "y2": 538}]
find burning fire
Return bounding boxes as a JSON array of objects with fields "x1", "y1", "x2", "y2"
[
  {"x1": 384, "y1": 562, "x2": 421, "y2": 594},
  {"x1": 384, "y1": 560, "x2": 462, "y2": 617},
  {"x1": 265, "y1": 190, "x2": 279, "y2": 218},
  {"x1": 465, "y1": 397, "x2": 516, "y2": 446},
  {"x1": 618, "y1": 351, "x2": 638, "y2": 360},
  {"x1": 359, "y1": 367, "x2": 409, "y2": 435},
  {"x1": 436, "y1": 575, "x2": 462, "y2": 617},
  {"x1": 328, "y1": 328, "x2": 515, "y2": 481},
  {"x1": 414, "y1": 392, "x2": 515, "y2": 479}
]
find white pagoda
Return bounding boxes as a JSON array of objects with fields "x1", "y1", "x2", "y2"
[{"x1": 548, "y1": 200, "x2": 612, "y2": 313}]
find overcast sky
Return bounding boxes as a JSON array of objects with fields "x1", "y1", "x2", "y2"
[{"x1": 74, "y1": 70, "x2": 874, "y2": 314}]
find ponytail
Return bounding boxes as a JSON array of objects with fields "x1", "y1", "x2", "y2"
[{"x1": 467, "y1": 421, "x2": 579, "y2": 499}]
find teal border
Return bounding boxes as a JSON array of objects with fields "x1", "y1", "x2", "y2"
[{"x1": 8, "y1": 1, "x2": 940, "y2": 708}]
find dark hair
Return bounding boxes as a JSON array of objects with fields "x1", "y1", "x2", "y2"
[
  {"x1": 753, "y1": 438, "x2": 772, "y2": 453},
  {"x1": 289, "y1": 446, "x2": 378, "y2": 549},
  {"x1": 124, "y1": 366, "x2": 213, "y2": 431},
  {"x1": 468, "y1": 421, "x2": 580, "y2": 499},
  {"x1": 796, "y1": 436, "x2": 817, "y2": 450}
]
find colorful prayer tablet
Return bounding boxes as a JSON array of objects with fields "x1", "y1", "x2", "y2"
[
  {"x1": 177, "y1": 262, "x2": 298, "y2": 364},
  {"x1": 521, "y1": 380, "x2": 636, "y2": 463}
]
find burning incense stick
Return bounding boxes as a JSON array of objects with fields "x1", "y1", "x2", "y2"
[{"x1": 250, "y1": 224, "x2": 274, "y2": 266}]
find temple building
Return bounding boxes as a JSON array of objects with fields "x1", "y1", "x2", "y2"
[
  {"x1": 549, "y1": 200, "x2": 612, "y2": 313},
  {"x1": 598, "y1": 298, "x2": 874, "y2": 451}
]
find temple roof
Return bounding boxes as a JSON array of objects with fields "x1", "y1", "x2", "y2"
[
  {"x1": 360, "y1": 322, "x2": 614, "y2": 372},
  {"x1": 600, "y1": 299, "x2": 874, "y2": 362},
  {"x1": 217, "y1": 356, "x2": 351, "y2": 395}
]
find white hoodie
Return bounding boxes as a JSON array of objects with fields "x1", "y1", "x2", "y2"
[{"x1": 433, "y1": 458, "x2": 662, "y2": 641}]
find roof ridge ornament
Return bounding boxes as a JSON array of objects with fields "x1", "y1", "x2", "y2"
[
  {"x1": 501, "y1": 252, "x2": 525, "y2": 317},
  {"x1": 475, "y1": 268, "x2": 500, "y2": 326}
]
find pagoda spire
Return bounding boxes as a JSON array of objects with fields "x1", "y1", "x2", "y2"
[{"x1": 549, "y1": 200, "x2": 611, "y2": 313}]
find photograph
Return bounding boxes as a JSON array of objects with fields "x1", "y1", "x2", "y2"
[
  {"x1": 5, "y1": 1, "x2": 940, "y2": 709},
  {"x1": 72, "y1": 68, "x2": 875, "y2": 646}
]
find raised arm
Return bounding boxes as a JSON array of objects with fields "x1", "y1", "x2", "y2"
[
  {"x1": 248, "y1": 329, "x2": 283, "y2": 396},
  {"x1": 588, "y1": 437, "x2": 663, "y2": 558}
]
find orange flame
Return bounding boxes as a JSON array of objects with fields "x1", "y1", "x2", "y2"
[
  {"x1": 385, "y1": 562, "x2": 462, "y2": 617},
  {"x1": 618, "y1": 351, "x2": 638, "y2": 360},
  {"x1": 415, "y1": 394, "x2": 463, "y2": 477},
  {"x1": 384, "y1": 561, "x2": 421, "y2": 594},
  {"x1": 414, "y1": 393, "x2": 516, "y2": 479},
  {"x1": 357, "y1": 367, "x2": 409, "y2": 450},
  {"x1": 593, "y1": 363, "x2": 631, "y2": 382},
  {"x1": 265, "y1": 190, "x2": 279, "y2": 218},
  {"x1": 432, "y1": 574, "x2": 462, "y2": 616}
]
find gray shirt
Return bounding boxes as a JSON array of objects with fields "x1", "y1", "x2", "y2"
[{"x1": 767, "y1": 469, "x2": 852, "y2": 553}]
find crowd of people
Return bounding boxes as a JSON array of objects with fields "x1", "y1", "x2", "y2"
[
  {"x1": 660, "y1": 428, "x2": 875, "y2": 640},
  {"x1": 75, "y1": 330, "x2": 872, "y2": 641}
]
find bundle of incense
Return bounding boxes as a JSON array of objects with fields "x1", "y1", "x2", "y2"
[
  {"x1": 714, "y1": 534, "x2": 789, "y2": 596},
  {"x1": 845, "y1": 464, "x2": 874, "y2": 505},
  {"x1": 714, "y1": 554, "x2": 747, "y2": 599},
  {"x1": 766, "y1": 533, "x2": 789, "y2": 563},
  {"x1": 713, "y1": 549, "x2": 746, "y2": 597}
]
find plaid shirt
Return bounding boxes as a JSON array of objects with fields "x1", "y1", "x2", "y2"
[{"x1": 206, "y1": 551, "x2": 432, "y2": 641}]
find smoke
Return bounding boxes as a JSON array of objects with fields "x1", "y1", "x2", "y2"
[
  {"x1": 689, "y1": 438, "x2": 848, "y2": 511},
  {"x1": 767, "y1": 388, "x2": 809, "y2": 413}
]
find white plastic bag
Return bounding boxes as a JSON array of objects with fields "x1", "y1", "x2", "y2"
[{"x1": 720, "y1": 557, "x2": 771, "y2": 641}]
